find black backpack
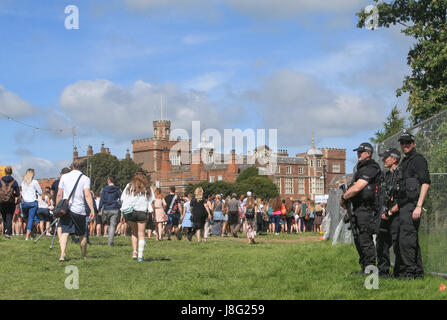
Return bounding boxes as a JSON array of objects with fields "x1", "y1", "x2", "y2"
[
  {"x1": 245, "y1": 207, "x2": 255, "y2": 219},
  {"x1": 0, "y1": 179, "x2": 15, "y2": 204}
]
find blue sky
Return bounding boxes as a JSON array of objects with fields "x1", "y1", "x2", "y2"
[{"x1": 0, "y1": 0, "x2": 414, "y2": 180}]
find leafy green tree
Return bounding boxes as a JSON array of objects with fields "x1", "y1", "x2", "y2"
[
  {"x1": 236, "y1": 166, "x2": 259, "y2": 182},
  {"x1": 370, "y1": 105, "x2": 406, "y2": 143},
  {"x1": 78, "y1": 154, "x2": 149, "y2": 195},
  {"x1": 357, "y1": 0, "x2": 447, "y2": 124},
  {"x1": 116, "y1": 158, "x2": 150, "y2": 191},
  {"x1": 82, "y1": 153, "x2": 120, "y2": 195},
  {"x1": 235, "y1": 176, "x2": 279, "y2": 200}
]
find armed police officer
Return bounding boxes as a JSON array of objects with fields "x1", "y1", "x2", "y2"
[
  {"x1": 396, "y1": 132, "x2": 430, "y2": 279},
  {"x1": 376, "y1": 148, "x2": 402, "y2": 278},
  {"x1": 341, "y1": 142, "x2": 382, "y2": 275}
]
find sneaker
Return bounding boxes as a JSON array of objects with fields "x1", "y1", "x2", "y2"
[
  {"x1": 132, "y1": 252, "x2": 138, "y2": 259},
  {"x1": 137, "y1": 257, "x2": 143, "y2": 262},
  {"x1": 4, "y1": 235, "x2": 11, "y2": 239}
]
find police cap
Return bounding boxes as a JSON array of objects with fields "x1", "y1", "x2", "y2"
[
  {"x1": 379, "y1": 148, "x2": 401, "y2": 160},
  {"x1": 353, "y1": 142, "x2": 374, "y2": 153},
  {"x1": 398, "y1": 132, "x2": 415, "y2": 143}
]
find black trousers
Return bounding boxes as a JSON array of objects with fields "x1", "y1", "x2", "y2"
[
  {"x1": 353, "y1": 206, "x2": 377, "y2": 272},
  {"x1": 0, "y1": 202, "x2": 15, "y2": 235},
  {"x1": 286, "y1": 217, "x2": 293, "y2": 233},
  {"x1": 398, "y1": 202, "x2": 423, "y2": 277},
  {"x1": 376, "y1": 214, "x2": 402, "y2": 276}
]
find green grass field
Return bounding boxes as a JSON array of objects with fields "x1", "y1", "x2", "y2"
[{"x1": 0, "y1": 232, "x2": 446, "y2": 300}]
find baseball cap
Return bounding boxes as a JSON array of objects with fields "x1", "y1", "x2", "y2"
[
  {"x1": 247, "y1": 191, "x2": 252, "y2": 197},
  {"x1": 379, "y1": 148, "x2": 401, "y2": 159},
  {"x1": 353, "y1": 142, "x2": 374, "y2": 153},
  {"x1": 398, "y1": 132, "x2": 415, "y2": 143}
]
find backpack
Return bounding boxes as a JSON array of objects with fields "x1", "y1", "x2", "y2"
[
  {"x1": 0, "y1": 179, "x2": 15, "y2": 204},
  {"x1": 245, "y1": 207, "x2": 255, "y2": 219}
]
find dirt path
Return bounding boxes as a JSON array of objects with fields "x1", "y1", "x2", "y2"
[{"x1": 210, "y1": 235, "x2": 322, "y2": 243}]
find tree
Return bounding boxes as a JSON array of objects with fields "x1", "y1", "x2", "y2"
[
  {"x1": 370, "y1": 105, "x2": 406, "y2": 143},
  {"x1": 235, "y1": 176, "x2": 279, "y2": 199},
  {"x1": 116, "y1": 158, "x2": 150, "y2": 191},
  {"x1": 357, "y1": 0, "x2": 447, "y2": 124},
  {"x1": 236, "y1": 167, "x2": 259, "y2": 182},
  {"x1": 79, "y1": 153, "x2": 149, "y2": 195}
]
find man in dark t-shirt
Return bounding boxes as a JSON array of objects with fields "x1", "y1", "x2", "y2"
[
  {"x1": 164, "y1": 186, "x2": 183, "y2": 240},
  {"x1": 51, "y1": 167, "x2": 71, "y2": 206}
]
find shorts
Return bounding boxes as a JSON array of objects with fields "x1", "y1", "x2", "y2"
[
  {"x1": 95, "y1": 212, "x2": 103, "y2": 224},
  {"x1": 124, "y1": 210, "x2": 148, "y2": 223},
  {"x1": 37, "y1": 208, "x2": 52, "y2": 222},
  {"x1": 269, "y1": 216, "x2": 274, "y2": 224},
  {"x1": 167, "y1": 213, "x2": 181, "y2": 227},
  {"x1": 60, "y1": 212, "x2": 87, "y2": 236}
]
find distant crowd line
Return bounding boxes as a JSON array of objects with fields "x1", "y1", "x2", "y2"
[{"x1": 0, "y1": 164, "x2": 326, "y2": 261}]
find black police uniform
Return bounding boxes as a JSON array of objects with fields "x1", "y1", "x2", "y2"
[
  {"x1": 396, "y1": 148, "x2": 431, "y2": 278},
  {"x1": 376, "y1": 168, "x2": 402, "y2": 277},
  {"x1": 350, "y1": 159, "x2": 382, "y2": 272}
]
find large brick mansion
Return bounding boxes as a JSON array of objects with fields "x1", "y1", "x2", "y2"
[
  {"x1": 71, "y1": 119, "x2": 346, "y2": 200},
  {"x1": 129, "y1": 119, "x2": 346, "y2": 200}
]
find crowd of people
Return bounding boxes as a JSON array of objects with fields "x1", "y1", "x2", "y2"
[{"x1": 0, "y1": 164, "x2": 326, "y2": 261}]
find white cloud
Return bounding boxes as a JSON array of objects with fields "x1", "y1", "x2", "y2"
[
  {"x1": 184, "y1": 72, "x2": 233, "y2": 91},
  {"x1": 0, "y1": 85, "x2": 34, "y2": 117},
  {"x1": 58, "y1": 79, "x2": 236, "y2": 140},
  {"x1": 224, "y1": 0, "x2": 368, "y2": 19},
  {"x1": 12, "y1": 157, "x2": 71, "y2": 182},
  {"x1": 182, "y1": 34, "x2": 214, "y2": 45},
  {"x1": 242, "y1": 69, "x2": 384, "y2": 146}
]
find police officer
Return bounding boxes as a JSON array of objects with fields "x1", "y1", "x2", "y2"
[
  {"x1": 341, "y1": 142, "x2": 382, "y2": 274},
  {"x1": 376, "y1": 148, "x2": 402, "y2": 278},
  {"x1": 396, "y1": 132, "x2": 430, "y2": 279}
]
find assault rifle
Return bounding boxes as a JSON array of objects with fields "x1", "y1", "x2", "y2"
[{"x1": 339, "y1": 183, "x2": 359, "y2": 237}]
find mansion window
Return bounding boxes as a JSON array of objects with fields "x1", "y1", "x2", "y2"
[
  {"x1": 298, "y1": 167, "x2": 303, "y2": 174},
  {"x1": 209, "y1": 176, "x2": 215, "y2": 183},
  {"x1": 285, "y1": 178, "x2": 293, "y2": 194},
  {"x1": 286, "y1": 166, "x2": 292, "y2": 174},
  {"x1": 276, "y1": 165, "x2": 281, "y2": 174},
  {"x1": 276, "y1": 178, "x2": 282, "y2": 194},
  {"x1": 170, "y1": 154, "x2": 180, "y2": 166},
  {"x1": 310, "y1": 160, "x2": 314, "y2": 168},
  {"x1": 218, "y1": 176, "x2": 223, "y2": 181},
  {"x1": 317, "y1": 159, "x2": 321, "y2": 168},
  {"x1": 298, "y1": 178, "x2": 305, "y2": 194},
  {"x1": 332, "y1": 163, "x2": 340, "y2": 173}
]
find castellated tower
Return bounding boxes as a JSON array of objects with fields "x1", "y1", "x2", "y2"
[{"x1": 153, "y1": 120, "x2": 171, "y2": 141}]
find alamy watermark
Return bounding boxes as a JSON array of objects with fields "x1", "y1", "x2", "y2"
[
  {"x1": 364, "y1": 4, "x2": 379, "y2": 30},
  {"x1": 65, "y1": 5, "x2": 79, "y2": 30},
  {"x1": 364, "y1": 265, "x2": 379, "y2": 290},
  {"x1": 65, "y1": 265, "x2": 79, "y2": 290},
  {"x1": 168, "y1": 121, "x2": 278, "y2": 174}
]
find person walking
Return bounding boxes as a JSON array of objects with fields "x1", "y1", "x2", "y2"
[
  {"x1": 164, "y1": 186, "x2": 182, "y2": 240},
  {"x1": 0, "y1": 166, "x2": 20, "y2": 239},
  {"x1": 189, "y1": 187, "x2": 211, "y2": 242},
  {"x1": 271, "y1": 197, "x2": 282, "y2": 235},
  {"x1": 285, "y1": 198, "x2": 294, "y2": 234},
  {"x1": 98, "y1": 176, "x2": 123, "y2": 246},
  {"x1": 153, "y1": 188, "x2": 167, "y2": 241},
  {"x1": 181, "y1": 193, "x2": 194, "y2": 241},
  {"x1": 244, "y1": 197, "x2": 257, "y2": 244},
  {"x1": 211, "y1": 194, "x2": 225, "y2": 236},
  {"x1": 120, "y1": 170, "x2": 152, "y2": 261},
  {"x1": 227, "y1": 193, "x2": 241, "y2": 237},
  {"x1": 21, "y1": 169, "x2": 42, "y2": 241},
  {"x1": 56, "y1": 163, "x2": 95, "y2": 261},
  {"x1": 37, "y1": 189, "x2": 52, "y2": 236}
]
